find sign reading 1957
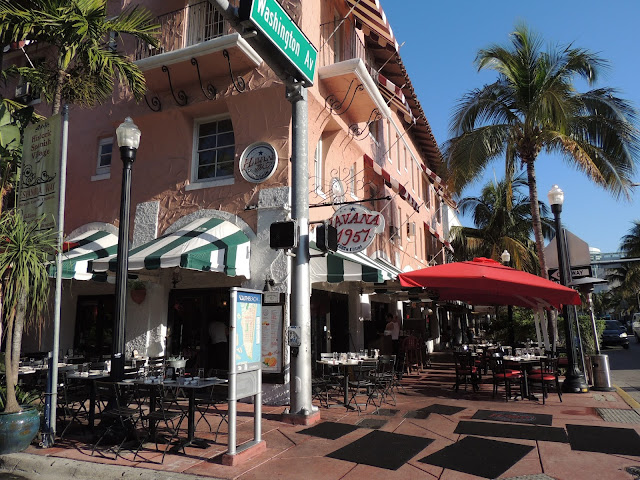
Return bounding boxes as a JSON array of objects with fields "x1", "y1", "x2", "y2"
[{"x1": 247, "y1": 0, "x2": 317, "y2": 85}]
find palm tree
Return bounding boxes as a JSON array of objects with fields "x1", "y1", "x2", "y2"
[
  {"x1": 620, "y1": 221, "x2": 640, "y2": 259},
  {"x1": 0, "y1": 211, "x2": 57, "y2": 413},
  {"x1": 0, "y1": 0, "x2": 159, "y2": 115},
  {"x1": 449, "y1": 173, "x2": 554, "y2": 273},
  {"x1": 443, "y1": 24, "x2": 640, "y2": 278}
]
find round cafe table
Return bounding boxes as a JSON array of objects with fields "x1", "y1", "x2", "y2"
[
  {"x1": 316, "y1": 358, "x2": 362, "y2": 410},
  {"x1": 503, "y1": 355, "x2": 547, "y2": 400}
]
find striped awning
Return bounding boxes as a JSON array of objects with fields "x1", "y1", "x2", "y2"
[
  {"x1": 49, "y1": 230, "x2": 118, "y2": 280},
  {"x1": 363, "y1": 154, "x2": 420, "y2": 212},
  {"x1": 91, "y1": 217, "x2": 251, "y2": 278},
  {"x1": 345, "y1": 0, "x2": 399, "y2": 53},
  {"x1": 378, "y1": 73, "x2": 414, "y2": 124},
  {"x1": 425, "y1": 222, "x2": 454, "y2": 253},
  {"x1": 310, "y1": 243, "x2": 394, "y2": 283}
]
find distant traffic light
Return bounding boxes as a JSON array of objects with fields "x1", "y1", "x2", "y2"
[
  {"x1": 316, "y1": 221, "x2": 338, "y2": 252},
  {"x1": 270, "y1": 220, "x2": 297, "y2": 249}
]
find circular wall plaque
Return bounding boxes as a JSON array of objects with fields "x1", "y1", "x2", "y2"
[
  {"x1": 239, "y1": 142, "x2": 278, "y2": 183},
  {"x1": 330, "y1": 204, "x2": 385, "y2": 254}
]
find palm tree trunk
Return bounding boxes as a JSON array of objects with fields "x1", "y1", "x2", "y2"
[
  {"x1": 3, "y1": 309, "x2": 18, "y2": 413},
  {"x1": 525, "y1": 158, "x2": 548, "y2": 279},
  {"x1": 52, "y1": 69, "x2": 66, "y2": 115}
]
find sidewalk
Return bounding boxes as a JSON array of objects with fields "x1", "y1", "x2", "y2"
[{"x1": 3, "y1": 353, "x2": 640, "y2": 480}]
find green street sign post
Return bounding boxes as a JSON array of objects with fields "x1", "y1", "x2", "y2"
[{"x1": 246, "y1": 0, "x2": 317, "y2": 85}]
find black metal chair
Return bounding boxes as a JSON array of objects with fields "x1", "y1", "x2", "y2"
[
  {"x1": 194, "y1": 383, "x2": 228, "y2": 442},
  {"x1": 143, "y1": 384, "x2": 188, "y2": 462},
  {"x1": 489, "y1": 357, "x2": 522, "y2": 401},
  {"x1": 368, "y1": 354, "x2": 396, "y2": 408},
  {"x1": 346, "y1": 359, "x2": 377, "y2": 414},
  {"x1": 57, "y1": 371, "x2": 89, "y2": 438},
  {"x1": 453, "y1": 351, "x2": 479, "y2": 392},
  {"x1": 91, "y1": 381, "x2": 145, "y2": 460}
]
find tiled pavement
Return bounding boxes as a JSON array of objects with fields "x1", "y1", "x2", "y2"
[{"x1": 7, "y1": 353, "x2": 640, "y2": 480}]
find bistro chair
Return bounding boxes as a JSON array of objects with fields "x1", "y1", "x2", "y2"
[
  {"x1": 528, "y1": 357, "x2": 562, "y2": 405},
  {"x1": 346, "y1": 359, "x2": 377, "y2": 414},
  {"x1": 489, "y1": 357, "x2": 522, "y2": 401},
  {"x1": 57, "y1": 371, "x2": 90, "y2": 438},
  {"x1": 392, "y1": 352, "x2": 408, "y2": 395},
  {"x1": 143, "y1": 384, "x2": 188, "y2": 462},
  {"x1": 369, "y1": 354, "x2": 396, "y2": 407},
  {"x1": 194, "y1": 383, "x2": 228, "y2": 442},
  {"x1": 453, "y1": 351, "x2": 479, "y2": 392},
  {"x1": 92, "y1": 381, "x2": 146, "y2": 460},
  {"x1": 147, "y1": 356, "x2": 166, "y2": 377}
]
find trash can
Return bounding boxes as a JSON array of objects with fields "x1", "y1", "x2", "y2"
[{"x1": 590, "y1": 354, "x2": 615, "y2": 391}]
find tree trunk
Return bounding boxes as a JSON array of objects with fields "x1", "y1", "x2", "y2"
[
  {"x1": 525, "y1": 158, "x2": 548, "y2": 279},
  {"x1": 52, "y1": 69, "x2": 66, "y2": 115},
  {"x1": 3, "y1": 292, "x2": 26, "y2": 414}
]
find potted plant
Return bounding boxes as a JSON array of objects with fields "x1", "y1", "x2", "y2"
[
  {"x1": 0, "y1": 211, "x2": 57, "y2": 453},
  {"x1": 129, "y1": 279, "x2": 146, "y2": 304}
]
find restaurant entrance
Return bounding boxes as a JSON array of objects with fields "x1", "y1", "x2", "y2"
[
  {"x1": 73, "y1": 295, "x2": 115, "y2": 360},
  {"x1": 167, "y1": 288, "x2": 230, "y2": 371}
]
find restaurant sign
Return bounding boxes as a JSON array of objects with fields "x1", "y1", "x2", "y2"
[
  {"x1": 239, "y1": 142, "x2": 278, "y2": 183},
  {"x1": 330, "y1": 204, "x2": 385, "y2": 254}
]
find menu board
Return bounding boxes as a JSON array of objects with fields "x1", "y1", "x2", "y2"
[{"x1": 261, "y1": 305, "x2": 283, "y2": 373}]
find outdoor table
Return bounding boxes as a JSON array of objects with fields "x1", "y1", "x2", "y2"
[
  {"x1": 125, "y1": 377, "x2": 227, "y2": 448},
  {"x1": 66, "y1": 371, "x2": 110, "y2": 429},
  {"x1": 503, "y1": 355, "x2": 547, "y2": 400},
  {"x1": 317, "y1": 358, "x2": 365, "y2": 410}
]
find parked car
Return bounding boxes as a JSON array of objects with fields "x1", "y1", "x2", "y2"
[
  {"x1": 631, "y1": 313, "x2": 640, "y2": 342},
  {"x1": 602, "y1": 320, "x2": 629, "y2": 349}
]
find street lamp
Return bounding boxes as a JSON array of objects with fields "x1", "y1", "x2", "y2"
[
  {"x1": 112, "y1": 117, "x2": 141, "y2": 381},
  {"x1": 501, "y1": 250, "x2": 515, "y2": 346},
  {"x1": 547, "y1": 185, "x2": 589, "y2": 393}
]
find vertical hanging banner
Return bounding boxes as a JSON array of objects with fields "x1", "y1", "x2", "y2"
[{"x1": 18, "y1": 114, "x2": 62, "y2": 230}]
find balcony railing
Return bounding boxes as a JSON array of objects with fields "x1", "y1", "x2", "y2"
[
  {"x1": 319, "y1": 19, "x2": 378, "y2": 80},
  {"x1": 135, "y1": 1, "x2": 237, "y2": 61}
]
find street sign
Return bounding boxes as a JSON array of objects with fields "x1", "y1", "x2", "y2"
[
  {"x1": 548, "y1": 265, "x2": 592, "y2": 283},
  {"x1": 244, "y1": 0, "x2": 317, "y2": 85}
]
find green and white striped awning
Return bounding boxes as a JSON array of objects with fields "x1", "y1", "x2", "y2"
[
  {"x1": 49, "y1": 230, "x2": 118, "y2": 280},
  {"x1": 310, "y1": 243, "x2": 394, "y2": 283},
  {"x1": 91, "y1": 217, "x2": 251, "y2": 278}
]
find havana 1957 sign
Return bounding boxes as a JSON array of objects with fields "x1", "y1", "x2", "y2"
[
  {"x1": 330, "y1": 204, "x2": 385, "y2": 254},
  {"x1": 239, "y1": 142, "x2": 278, "y2": 183}
]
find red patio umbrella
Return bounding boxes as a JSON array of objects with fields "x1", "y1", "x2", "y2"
[{"x1": 398, "y1": 257, "x2": 581, "y2": 309}]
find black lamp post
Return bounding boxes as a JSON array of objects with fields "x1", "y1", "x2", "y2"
[
  {"x1": 501, "y1": 250, "x2": 515, "y2": 347},
  {"x1": 547, "y1": 185, "x2": 588, "y2": 393},
  {"x1": 111, "y1": 117, "x2": 141, "y2": 381}
]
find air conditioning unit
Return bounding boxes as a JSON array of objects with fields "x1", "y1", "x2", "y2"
[
  {"x1": 15, "y1": 82, "x2": 32, "y2": 100},
  {"x1": 407, "y1": 222, "x2": 416, "y2": 237}
]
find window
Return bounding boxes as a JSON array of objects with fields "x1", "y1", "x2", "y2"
[
  {"x1": 435, "y1": 195, "x2": 442, "y2": 223},
  {"x1": 423, "y1": 180, "x2": 430, "y2": 208},
  {"x1": 96, "y1": 138, "x2": 113, "y2": 175},
  {"x1": 368, "y1": 119, "x2": 379, "y2": 143},
  {"x1": 411, "y1": 164, "x2": 415, "y2": 192},
  {"x1": 333, "y1": 10, "x2": 342, "y2": 63},
  {"x1": 314, "y1": 137, "x2": 324, "y2": 195},
  {"x1": 395, "y1": 135, "x2": 401, "y2": 173},
  {"x1": 417, "y1": 227, "x2": 422, "y2": 257},
  {"x1": 193, "y1": 117, "x2": 235, "y2": 183},
  {"x1": 404, "y1": 146, "x2": 408, "y2": 171}
]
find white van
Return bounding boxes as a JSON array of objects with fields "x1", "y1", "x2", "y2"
[{"x1": 632, "y1": 313, "x2": 640, "y2": 341}]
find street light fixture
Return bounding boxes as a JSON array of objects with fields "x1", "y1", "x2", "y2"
[
  {"x1": 547, "y1": 185, "x2": 589, "y2": 393},
  {"x1": 112, "y1": 117, "x2": 140, "y2": 381},
  {"x1": 500, "y1": 250, "x2": 515, "y2": 346}
]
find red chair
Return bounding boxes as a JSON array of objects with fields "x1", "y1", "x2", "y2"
[
  {"x1": 489, "y1": 357, "x2": 522, "y2": 401},
  {"x1": 528, "y1": 357, "x2": 562, "y2": 404},
  {"x1": 453, "y1": 351, "x2": 479, "y2": 392}
]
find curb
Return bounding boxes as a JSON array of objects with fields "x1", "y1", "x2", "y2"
[
  {"x1": 613, "y1": 384, "x2": 640, "y2": 409},
  {"x1": 0, "y1": 452, "x2": 220, "y2": 480}
]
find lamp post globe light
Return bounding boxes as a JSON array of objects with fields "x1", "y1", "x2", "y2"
[
  {"x1": 112, "y1": 117, "x2": 141, "y2": 381},
  {"x1": 501, "y1": 250, "x2": 511, "y2": 265},
  {"x1": 547, "y1": 185, "x2": 589, "y2": 393}
]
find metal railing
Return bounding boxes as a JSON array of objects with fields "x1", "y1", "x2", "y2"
[
  {"x1": 135, "y1": 1, "x2": 237, "y2": 61},
  {"x1": 319, "y1": 19, "x2": 378, "y2": 80}
]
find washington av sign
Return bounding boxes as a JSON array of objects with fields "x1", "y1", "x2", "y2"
[
  {"x1": 330, "y1": 205, "x2": 385, "y2": 254},
  {"x1": 243, "y1": 0, "x2": 317, "y2": 85}
]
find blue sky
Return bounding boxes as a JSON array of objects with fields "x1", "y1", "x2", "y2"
[{"x1": 382, "y1": 1, "x2": 640, "y2": 253}]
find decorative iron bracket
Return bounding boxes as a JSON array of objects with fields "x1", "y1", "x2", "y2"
[
  {"x1": 223, "y1": 49, "x2": 246, "y2": 93},
  {"x1": 144, "y1": 93, "x2": 162, "y2": 112},
  {"x1": 191, "y1": 58, "x2": 217, "y2": 100},
  {"x1": 325, "y1": 79, "x2": 364, "y2": 115},
  {"x1": 349, "y1": 108, "x2": 382, "y2": 140},
  {"x1": 162, "y1": 65, "x2": 188, "y2": 106}
]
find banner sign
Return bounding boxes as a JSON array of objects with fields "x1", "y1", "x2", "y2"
[
  {"x1": 18, "y1": 114, "x2": 62, "y2": 230},
  {"x1": 330, "y1": 204, "x2": 385, "y2": 253}
]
